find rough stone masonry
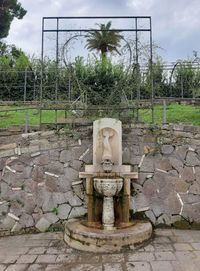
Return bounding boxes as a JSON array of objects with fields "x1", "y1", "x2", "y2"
[{"x1": 0, "y1": 123, "x2": 200, "y2": 234}]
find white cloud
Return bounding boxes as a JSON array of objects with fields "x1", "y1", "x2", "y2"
[
  {"x1": 4, "y1": 0, "x2": 200, "y2": 62},
  {"x1": 127, "y1": 0, "x2": 155, "y2": 12}
]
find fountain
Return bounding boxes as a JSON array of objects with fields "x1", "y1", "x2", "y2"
[{"x1": 64, "y1": 118, "x2": 152, "y2": 252}]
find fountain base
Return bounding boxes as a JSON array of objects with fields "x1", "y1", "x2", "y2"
[{"x1": 64, "y1": 220, "x2": 152, "y2": 253}]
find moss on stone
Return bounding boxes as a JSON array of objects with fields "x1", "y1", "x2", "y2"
[
  {"x1": 191, "y1": 222, "x2": 200, "y2": 230},
  {"x1": 131, "y1": 211, "x2": 149, "y2": 221},
  {"x1": 172, "y1": 220, "x2": 191, "y2": 229},
  {"x1": 47, "y1": 223, "x2": 64, "y2": 232}
]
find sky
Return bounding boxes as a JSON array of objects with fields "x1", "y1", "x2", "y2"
[{"x1": 5, "y1": 0, "x2": 200, "y2": 63}]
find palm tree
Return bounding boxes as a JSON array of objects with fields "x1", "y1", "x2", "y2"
[{"x1": 85, "y1": 21, "x2": 123, "y2": 65}]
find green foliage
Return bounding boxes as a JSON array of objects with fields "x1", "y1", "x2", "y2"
[
  {"x1": 1, "y1": 41, "x2": 200, "y2": 103},
  {"x1": 47, "y1": 223, "x2": 64, "y2": 232},
  {"x1": 170, "y1": 56, "x2": 200, "y2": 98},
  {"x1": 51, "y1": 207, "x2": 59, "y2": 216},
  {"x1": 85, "y1": 21, "x2": 123, "y2": 64},
  {"x1": 142, "y1": 58, "x2": 167, "y2": 98},
  {"x1": 0, "y1": 42, "x2": 29, "y2": 68},
  {"x1": 0, "y1": 42, "x2": 32, "y2": 100},
  {"x1": 72, "y1": 56, "x2": 125, "y2": 104},
  {"x1": 83, "y1": 22, "x2": 124, "y2": 104},
  {"x1": 174, "y1": 62, "x2": 195, "y2": 97},
  {"x1": 0, "y1": 0, "x2": 26, "y2": 39}
]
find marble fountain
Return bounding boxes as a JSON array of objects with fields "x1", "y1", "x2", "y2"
[{"x1": 64, "y1": 118, "x2": 152, "y2": 252}]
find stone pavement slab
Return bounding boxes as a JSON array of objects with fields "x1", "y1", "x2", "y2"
[
  {"x1": 151, "y1": 261, "x2": 173, "y2": 271},
  {"x1": 0, "y1": 229, "x2": 199, "y2": 270},
  {"x1": 126, "y1": 262, "x2": 151, "y2": 271}
]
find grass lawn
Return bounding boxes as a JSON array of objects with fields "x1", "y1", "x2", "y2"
[
  {"x1": 0, "y1": 103, "x2": 199, "y2": 129},
  {"x1": 0, "y1": 107, "x2": 66, "y2": 128},
  {"x1": 140, "y1": 103, "x2": 200, "y2": 126}
]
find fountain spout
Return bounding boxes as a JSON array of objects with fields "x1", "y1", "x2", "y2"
[{"x1": 102, "y1": 159, "x2": 113, "y2": 173}]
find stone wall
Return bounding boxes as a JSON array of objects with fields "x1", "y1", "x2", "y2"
[
  {"x1": 0, "y1": 123, "x2": 200, "y2": 234},
  {"x1": 123, "y1": 124, "x2": 200, "y2": 227}
]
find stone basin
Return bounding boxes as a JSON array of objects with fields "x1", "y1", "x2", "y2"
[
  {"x1": 93, "y1": 178, "x2": 123, "y2": 230},
  {"x1": 93, "y1": 178, "x2": 123, "y2": 197}
]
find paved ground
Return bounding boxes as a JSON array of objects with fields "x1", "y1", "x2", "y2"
[{"x1": 0, "y1": 229, "x2": 200, "y2": 271}]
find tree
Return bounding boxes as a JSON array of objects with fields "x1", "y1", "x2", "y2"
[
  {"x1": 0, "y1": 0, "x2": 26, "y2": 39},
  {"x1": 0, "y1": 42, "x2": 28, "y2": 67},
  {"x1": 173, "y1": 62, "x2": 195, "y2": 98},
  {"x1": 0, "y1": 41, "x2": 32, "y2": 101},
  {"x1": 85, "y1": 21, "x2": 122, "y2": 65}
]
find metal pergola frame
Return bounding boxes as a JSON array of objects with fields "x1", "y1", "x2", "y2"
[{"x1": 41, "y1": 16, "x2": 154, "y2": 120}]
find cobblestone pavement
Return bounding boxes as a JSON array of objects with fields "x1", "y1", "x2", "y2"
[{"x1": 0, "y1": 229, "x2": 200, "y2": 270}]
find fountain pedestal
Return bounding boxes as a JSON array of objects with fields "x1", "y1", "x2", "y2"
[
  {"x1": 103, "y1": 197, "x2": 114, "y2": 229},
  {"x1": 94, "y1": 178, "x2": 123, "y2": 230}
]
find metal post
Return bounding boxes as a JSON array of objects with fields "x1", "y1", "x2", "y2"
[
  {"x1": 68, "y1": 78, "x2": 71, "y2": 101},
  {"x1": 135, "y1": 18, "x2": 140, "y2": 123},
  {"x1": 135, "y1": 18, "x2": 140, "y2": 101},
  {"x1": 150, "y1": 17, "x2": 154, "y2": 123},
  {"x1": 162, "y1": 100, "x2": 167, "y2": 124},
  {"x1": 55, "y1": 18, "x2": 59, "y2": 102},
  {"x1": 24, "y1": 67, "x2": 27, "y2": 103},
  {"x1": 55, "y1": 109, "x2": 58, "y2": 129},
  {"x1": 39, "y1": 108, "x2": 42, "y2": 128},
  {"x1": 181, "y1": 73, "x2": 184, "y2": 98},
  {"x1": 25, "y1": 111, "x2": 29, "y2": 133},
  {"x1": 33, "y1": 80, "x2": 36, "y2": 101},
  {"x1": 136, "y1": 107, "x2": 139, "y2": 123},
  {"x1": 33, "y1": 71, "x2": 37, "y2": 101},
  {"x1": 40, "y1": 18, "x2": 44, "y2": 104}
]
